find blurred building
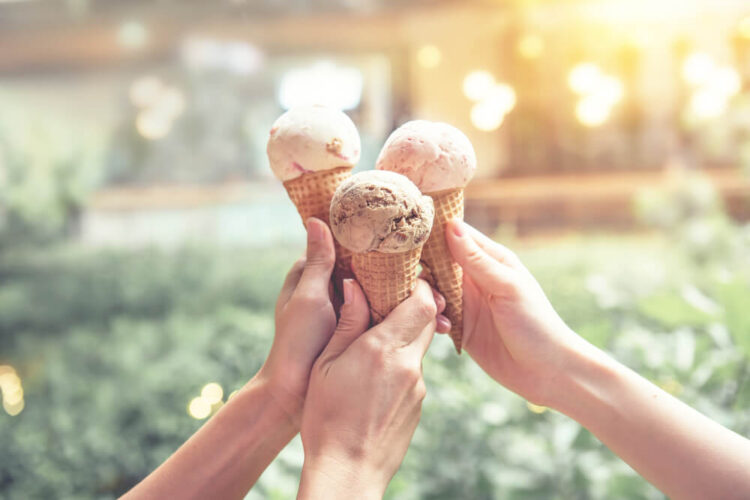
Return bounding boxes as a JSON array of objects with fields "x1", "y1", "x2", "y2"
[{"x1": 1, "y1": 0, "x2": 750, "y2": 245}]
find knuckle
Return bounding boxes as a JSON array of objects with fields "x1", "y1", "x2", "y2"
[
  {"x1": 396, "y1": 361, "x2": 421, "y2": 385},
  {"x1": 361, "y1": 336, "x2": 388, "y2": 366},
  {"x1": 414, "y1": 379, "x2": 427, "y2": 401},
  {"x1": 306, "y1": 249, "x2": 335, "y2": 268},
  {"x1": 414, "y1": 296, "x2": 437, "y2": 321},
  {"x1": 466, "y1": 247, "x2": 486, "y2": 267},
  {"x1": 293, "y1": 291, "x2": 330, "y2": 311}
]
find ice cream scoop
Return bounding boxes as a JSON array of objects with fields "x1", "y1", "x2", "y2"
[
  {"x1": 330, "y1": 170, "x2": 434, "y2": 254},
  {"x1": 375, "y1": 120, "x2": 476, "y2": 192},
  {"x1": 330, "y1": 170, "x2": 434, "y2": 323},
  {"x1": 375, "y1": 120, "x2": 477, "y2": 352},
  {"x1": 267, "y1": 105, "x2": 360, "y2": 182}
]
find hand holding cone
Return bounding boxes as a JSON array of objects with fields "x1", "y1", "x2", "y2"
[{"x1": 330, "y1": 170, "x2": 434, "y2": 323}]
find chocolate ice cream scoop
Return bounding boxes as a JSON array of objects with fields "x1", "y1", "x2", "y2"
[{"x1": 330, "y1": 170, "x2": 434, "y2": 254}]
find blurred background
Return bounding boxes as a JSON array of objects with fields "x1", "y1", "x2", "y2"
[{"x1": 1, "y1": 0, "x2": 750, "y2": 498}]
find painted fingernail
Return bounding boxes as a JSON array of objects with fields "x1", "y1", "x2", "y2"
[
  {"x1": 343, "y1": 279, "x2": 354, "y2": 304},
  {"x1": 307, "y1": 218, "x2": 324, "y2": 241},
  {"x1": 436, "y1": 315, "x2": 451, "y2": 333},
  {"x1": 451, "y1": 220, "x2": 466, "y2": 237}
]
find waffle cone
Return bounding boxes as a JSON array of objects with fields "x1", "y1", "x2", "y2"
[
  {"x1": 352, "y1": 247, "x2": 423, "y2": 324},
  {"x1": 421, "y1": 188, "x2": 464, "y2": 353},
  {"x1": 283, "y1": 167, "x2": 354, "y2": 284}
]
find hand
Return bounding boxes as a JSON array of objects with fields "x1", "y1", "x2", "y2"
[
  {"x1": 257, "y1": 217, "x2": 338, "y2": 424},
  {"x1": 445, "y1": 220, "x2": 591, "y2": 408},
  {"x1": 298, "y1": 279, "x2": 439, "y2": 499}
]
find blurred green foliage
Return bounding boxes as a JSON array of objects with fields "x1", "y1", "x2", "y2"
[
  {"x1": 1, "y1": 174, "x2": 749, "y2": 499},
  {"x1": 0, "y1": 92, "x2": 103, "y2": 250}
]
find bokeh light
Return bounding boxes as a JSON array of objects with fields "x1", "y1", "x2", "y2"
[
  {"x1": 201, "y1": 383, "x2": 224, "y2": 405},
  {"x1": 682, "y1": 52, "x2": 715, "y2": 87},
  {"x1": 576, "y1": 95, "x2": 612, "y2": 127},
  {"x1": 568, "y1": 63, "x2": 603, "y2": 96},
  {"x1": 188, "y1": 396, "x2": 211, "y2": 420},
  {"x1": 129, "y1": 76, "x2": 164, "y2": 109},
  {"x1": 136, "y1": 109, "x2": 172, "y2": 140},
  {"x1": 416, "y1": 45, "x2": 442, "y2": 69},
  {"x1": 0, "y1": 365, "x2": 24, "y2": 416},
  {"x1": 596, "y1": 76, "x2": 624, "y2": 105},
  {"x1": 117, "y1": 21, "x2": 148, "y2": 50},
  {"x1": 471, "y1": 101, "x2": 504, "y2": 132},
  {"x1": 517, "y1": 34, "x2": 544, "y2": 59},
  {"x1": 463, "y1": 70, "x2": 496, "y2": 102},
  {"x1": 710, "y1": 67, "x2": 741, "y2": 97},
  {"x1": 526, "y1": 402, "x2": 547, "y2": 414},
  {"x1": 689, "y1": 88, "x2": 728, "y2": 120},
  {"x1": 468, "y1": 80, "x2": 516, "y2": 131},
  {"x1": 3, "y1": 398, "x2": 24, "y2": 417},
  {"x1": 158, "y1": 87, "x2": 186, "y2": 118}
]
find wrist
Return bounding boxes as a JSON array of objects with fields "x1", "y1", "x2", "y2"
[
  {"x1": 246, "y1": 371, "x2": 303, "y2": 430},
  {"x1": 298, "y1": 454, "x2": 385, "y2": 500},
  {"x1": 546, "y1": 336, "x2": 621, "y2": 420}
]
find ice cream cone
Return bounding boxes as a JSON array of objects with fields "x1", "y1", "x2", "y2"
[
  {"x1": 420, "y1": 188, "x2": 464, "y2": 353},
  {"x1": 375, "y1": 120, "x2": 476, "y2": 353},
  {"x1": 351, "y1": 246, "x2": 423, "y2": 323},
  {"x1": 330, "y1": 170, "x2": 434, "y2": 325},
  {"x1": 283, "y1": 166, "x2": 354, "y2": 283}
]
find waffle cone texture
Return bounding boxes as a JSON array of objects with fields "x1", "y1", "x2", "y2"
[
  {"x1": 283, "y1": 167, "x2": 354, "y2": 283},
  {"x1": 352, "y1": 247, "x2": 423, "y2": 324},
  {"x1": 420, "y1": 188, "x2": 464, "y2": 353}
]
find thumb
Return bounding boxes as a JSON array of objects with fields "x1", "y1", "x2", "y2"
[
  {"x1": 445, "y1": 219, "x2": 515, "y2": 293},
  {"x1": 318, "y1": 279, "x2": 370, "y2": 363},
  {"x1": 296, "y1": 217, "x2": 336, "y2": 297}
]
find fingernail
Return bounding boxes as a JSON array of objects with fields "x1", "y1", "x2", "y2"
[
  {"x1": 451, "y1": 220, "x2": 466, "y2": 237},
  {"x1": 343, "y1": 279, "x2": 354, "y2": 304},
  {"x1": 437, "y1": 315, "x2": 451, "y2": 333},
  {"x1": 307, "y1": 218, "x2": 324, "y2": 242}
]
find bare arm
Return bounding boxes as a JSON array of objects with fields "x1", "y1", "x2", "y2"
[
  {"x1": 122, "y1": 218, "x2": 339, "y2": 499},
  {"x1": 556, "y1": 342, "x2": 750, "y2": 500},
  {"x1": 445, "y1": 219, "x2": 750, "y2": 500},
  {"x1": 121, "y1": 377, "x2": 296, "y2": 500}
]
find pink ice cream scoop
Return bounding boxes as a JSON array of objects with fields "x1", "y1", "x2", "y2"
[
  {"x1": 375, "y1": 120, "x2": 476, "y2": 193},
  {"x1": 267, "y1": 105, "x2": 361, "y2": 181}
]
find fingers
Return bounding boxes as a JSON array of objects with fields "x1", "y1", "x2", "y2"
[
  {"x1": 445, "y1": 219, "x2": 516, "y2": 294},
  {"x1": 277, "y1": 256, "x2": 306, "y2": 310},
  {"x1": 370, "y1": 280, "x2": 437, "y2": 348},
  {"x1": 460, "y1": 222, "x2": 521, "y2": 267},
  {"x1": 295, "y1": 218, "x2": 336, "y2": 298},
  {"x1": 318, "y1": 279, "x2": 370, "y2": 362}
]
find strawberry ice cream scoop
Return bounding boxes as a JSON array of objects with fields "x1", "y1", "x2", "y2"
[
  {"x1": 375, "y1": 120, "x2": 476, "y2": 193},
  {"x1": 267, "y1": 105, "x2": 361, "y2": 181}
]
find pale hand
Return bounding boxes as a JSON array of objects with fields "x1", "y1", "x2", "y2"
[{"x1": 298, "y1": 279, "x2": 439, "y2": 499}]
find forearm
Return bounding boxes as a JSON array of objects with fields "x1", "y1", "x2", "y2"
[
  {"x1": 554, "y1": 342, "x2": 750, "y2": 500},
  {"x1": 297, "y1": 455, "x2": 385, "y2": 500},
  {"x1": 122, "y1": 376, "x2": 298, "y2": 500}
]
